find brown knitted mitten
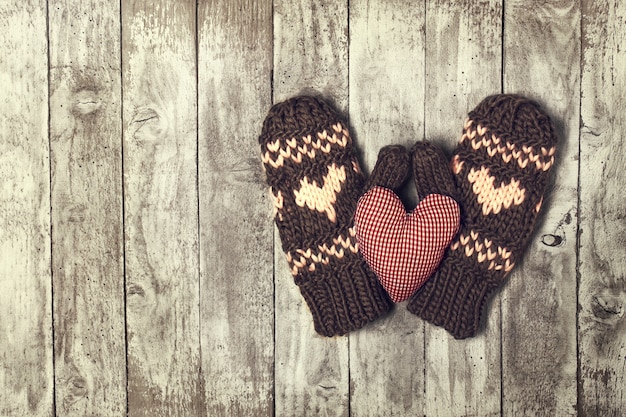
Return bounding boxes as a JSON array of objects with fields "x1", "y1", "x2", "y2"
[
  {"x1": 259, "y1": 95, "x2": 392, "y2": 337},
  {"x1": 407, "y1": 94, "x2": 557, "y2": 339}
]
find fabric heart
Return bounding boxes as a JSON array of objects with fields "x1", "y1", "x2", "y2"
[{"x1": 354, "y1": 186, "x2": 461, "y2": 302}]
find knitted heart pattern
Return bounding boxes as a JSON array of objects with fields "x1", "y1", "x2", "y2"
[{"x1": 354, "y1": 186, "x2": 461, "y2": 302}]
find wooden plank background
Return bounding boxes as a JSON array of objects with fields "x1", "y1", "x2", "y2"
[
  {"x1": 1, "y1": 1, "x2": 624, "y2": 416},
  {"x1": 49, "y1": 0, "x2": 127, "y2": 414}
]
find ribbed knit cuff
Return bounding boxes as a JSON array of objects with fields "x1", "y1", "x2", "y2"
[
  {"x1": 295, "y1": 252, "x2": 392, "y2": 337},
  {"x1": 407, "y1": 249, "x2": 494, "y2": 339}
]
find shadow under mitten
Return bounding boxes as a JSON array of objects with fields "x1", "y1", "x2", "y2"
[
  {"x1": 259, "y1": 95, "x2": 392, "y2": 337},
  {"x1": 355, "y1": 145, "x2": 460, "y2": 303},
  {"x1": 407, "y1": 94, "x2": 557, "y2": 339}
]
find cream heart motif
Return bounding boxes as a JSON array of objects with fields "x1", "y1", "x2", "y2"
[
  {"x1": 292, "y1": 163, "x2": 346, "y2": 223},
  {"x1": 354, "y1": 186, "x2": 461, "y2": 302}
]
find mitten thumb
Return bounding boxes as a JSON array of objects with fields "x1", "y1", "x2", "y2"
[
  {"x1": 366, "y1": 145, "x2": 410, "y2": 191},
  {"x1": 412, "y1": 141, "x2": 458, "y2": 201}
]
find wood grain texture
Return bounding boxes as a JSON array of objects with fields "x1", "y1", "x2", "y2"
[
  {"x1": 0, "y1": 2, "x2": 53, "y2": 416},
  {"x1": 348, "y1": 1, "x2": 426, "y2": 415},
  {"x1": 273, "y1": 0, "x2": 349, "y2": 104},
  {"x1": 423, "y1": 2, "x2": 503, "y2": 416},
  {"x1": 272, "y1": 0, "x2": 351, "y2": 415},
  {"x1": 48, "y1": 1, "x2": 126, "y2": 415},
  {"x1": 502, "y1": 1, "x2": 580, "y2": 416},
  {"x1": 122, "y1": 1, "x2": 202, "y2": 415},
  {"x1": 579, "y1": 1, "x2": 626, "y2": 415},
  {"x1": 198, "y1": 0, "x2": 274, "y2": 415}
]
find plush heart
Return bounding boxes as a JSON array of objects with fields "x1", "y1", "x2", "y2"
[{"x1": 354, "y1": 186, "x2": 461, "y2": 302}]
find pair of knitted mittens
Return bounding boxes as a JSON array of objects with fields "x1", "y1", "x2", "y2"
[{"x1": 259, "y1": 94, "x2": 557, "y2": 339}]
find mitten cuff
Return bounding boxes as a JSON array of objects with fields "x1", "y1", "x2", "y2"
[
  {"x1": 407, "y1": 249, "x2": 494, "y2": 339},
  {"x1": 295, "y1": 253, "x2": 392, "y2": 337}
]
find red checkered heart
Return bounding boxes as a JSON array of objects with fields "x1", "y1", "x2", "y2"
[{"x1": 354, "y1": 186, "x2": 460, "y2": 302}]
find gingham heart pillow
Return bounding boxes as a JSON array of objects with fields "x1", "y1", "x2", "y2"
[{"x1": 354, "y1": 186, "x2": 460, "y2": 302}]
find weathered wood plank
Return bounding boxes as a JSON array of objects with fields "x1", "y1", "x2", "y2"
[
  {"x1": 198, "y1": 0, "x2": 274, "y2": 415},
  {"x1": 422, "y1": 2, "x2": 503, "y2": 416},
  {"x1": 48, "y1": 1, "x2": 126, "y2": 415},
  {"x1": 348, "y1": 1, "x2": 426, "y2": 415},
  {"x1": 273, "y1": 0, "x2": 350, "y2": 415},
  {"x1": 579, "y1": 1, "x2": 626, "y2": 415},
  {"x1": 0, "y1": 2, "x2": 53, "y2": 416},
  {"x1": 122, "y1": 1, "x2": 203, "y2": 415},
  {"x1": 502, "y1": 1, "x2": 580, "y2": 415},
  {"x1": 274, "y1": 0, "x2": 349, "y2": 105}
]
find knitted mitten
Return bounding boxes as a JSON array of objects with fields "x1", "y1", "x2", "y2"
[
  {"x1": 259, "y1": 95, "x2": 392, "y2": 337},
  {"x1": 407, "y1": 94, "x2": 557, "y2": 339},
  {"x1": 355, "y1": 146, "x2": 460, "y2": 303}
]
